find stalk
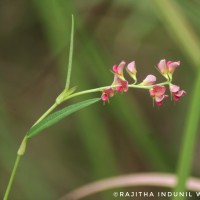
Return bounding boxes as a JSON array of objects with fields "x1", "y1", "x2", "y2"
[{"x1": 3, "y1": 81, "x2": 170, "y2": 199}]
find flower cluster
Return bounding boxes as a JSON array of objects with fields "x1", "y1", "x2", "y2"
[{"x1": 101, "y1": 59, "x2": 186, "y2": 106}]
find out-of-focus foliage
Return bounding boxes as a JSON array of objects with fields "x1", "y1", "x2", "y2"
[{"x1": 0, "y1": 0, "x2": 199, "y2": 199}]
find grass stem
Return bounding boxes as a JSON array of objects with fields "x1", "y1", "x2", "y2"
[{"x1": 3, "y1": 155, "x2": 21, "y2": 200}]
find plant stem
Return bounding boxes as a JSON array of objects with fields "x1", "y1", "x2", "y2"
[
  {"x1": 3, "y1": 80, "x2": 169, "y2": 199},
  {"x1": 65, "y1": 15, "x2": 74, "y2": 90},
  {"x1": 63, "y1": 81, "x2": 170, "y2": 101},
  {"x1": 33, "y1": 102, "x2": 58, "y2": 126},
  {"x1": 3, "y1": 155, "x2": 21, "y2": 200},
  {"x1": 3, "y1": 102, "x2": 58, "y2": 200},
  {"x1": 172, "y1": 74, "x2": 200, "y2": 197}
]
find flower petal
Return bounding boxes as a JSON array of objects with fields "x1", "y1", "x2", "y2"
[
  {"x1": 150, "y1": 85, "x2": 166, "y2": 97},
  {"x1": 117, "y1": 61, "x2": 126, "y2": 75},
  {"x1": 104, "y1": 88, "x2": 114, "y2": 97},
  {"x1": 116, "y1": 86, "x2": 123, "y2": 92},
  {"x1": 112, "y1": 65, "x2": 118, "y2": 74},
  {"x1": 116, "y1": 80, "x2": 128, "y2": 92},
  {"x1": 112, "y1": 75, "x2": 120, "y2": 85},
  {"x1": 155, "y1": 95, "x2": 168, "y2": 102},
  {"x1": 175, "y1": 90, "x2": 186, "y2": 97},
  {"x1": 167, "y1": 61, "x2": 180, "y2": 74},
  {"x1": 127, "y1": 61, "x2": 136, "y2": 73},
  {"x1": 101, "y1": 87, "x2": 114, "y2": 102},
  {"x1": 173, "y1": 95, "x2": 180, "y2": 101},
  {"x1": 155, "y1": 95, "x2": 168, "y2": 106},
  {"x1": 149, "y1": 88, "x2": 155, "y2": 97},
  {"x1": 101, "y1": 94, "x2": 108, "y2": 102},
  {"x1": 121, "y1": 80, "x2": 128, "y2": 92},
  {"x1": 112, "y1": 61, "x2": 126, "y2": 76},
  {"x1": 142, "y1": 74, "x2": 156, "y2": 86},
  {"x1": 171, "y1": 86, "x2": 186, "y2": 101},
  {"x1": 170, "y1": 84, "x2": 180, "y2": 93},
  {"x1": 157, "y1": 59, "x2": 166, "y2": 74},
  {"x1": 155, "y1": 101, "x2": 163, "y2": 106}
]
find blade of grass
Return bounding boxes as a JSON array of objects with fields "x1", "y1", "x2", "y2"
[
  {"x1": 65, "y1": 14, "x2": 74, "y2": 90},
  {"x1": 152, "y1": 0, "x2": 200, "y2": 197},
  {"x1": 27, "y1": 98, "x2": 100, "y2": 139},
  {"x1": 173, "y1": 73, "x2": 200, "y2": 194},
  {"x1": 180, "y1": 0, "x2": 200, "y2": 32}
]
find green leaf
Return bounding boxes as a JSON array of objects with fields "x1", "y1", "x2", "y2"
[
  {"x1": 27, "y1": 98, "x2": 100, "y2": 139},
  {"x1": 65, "y1": 14, "x2": 74, "y2": 90}
]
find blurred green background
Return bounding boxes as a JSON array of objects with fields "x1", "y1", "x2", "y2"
[{"x1": 0, "y1": 0, "x2": 199, "y2": 199}]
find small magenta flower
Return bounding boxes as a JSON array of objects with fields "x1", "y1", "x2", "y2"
[
  {"x1": 167, "y1": 61, "x2": 180, "y2": 74},
  {"x1": 116, "y1": 80, "x2": 128, "y2": 92},
  {"x1": 112, "y1": 75, "x2": 128, "y2": 92},
  {"x1": 126, "y1": 61, "x2": 137, "y2": 82},
  {"x1": 157, "y1": 59, "x2": 180, "y2": 80},
  {"x1": 112, "y1": 61, "x2": 126, "y2": 80},
  {"x1": 101, "y1": 58, "x2": 186, "y2": 105},
  {"x1": 101, "y1": 88, "x2": 114, "y2": 102},
  {"x1": 141, "y1": 75, "x2": 156, "y2": 86},
  {"x1": 170, "y1": 84, "x2": 186, "y2": 101},
  {"x1": 149, "y1": 85, "x2": 168, "y2": 106}
]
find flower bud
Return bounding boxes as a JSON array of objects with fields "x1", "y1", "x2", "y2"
[
  {"x1": 141, "y1": 75, "x2": 156, "y2": 86},
  {"x1": 101, "y1": 88, "x2": 114, "y2": 102},
  {"x1": 126, "y1": 61, "x2": 137, "y2": 82},
  {"x1": 112, "y1": 75, "x2": 128, "y2": 92},
  {"x1": 112, "y1": 61, "x2": 126, "y2": 80},
  {"x1": 157, "y1": 59, "x2": 180, "y2": 80},
  {"x1": 149, "y1": 85, "x2": 168, "y2": 106},
  {"x1": 170, "y1": 84, "x2": 186, "y2": 101}
]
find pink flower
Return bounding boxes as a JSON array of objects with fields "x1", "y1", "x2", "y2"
[
  {"x1": 149, "y1": 85, "x2": 168, "y2": 106},
  {"x1": 112, "y1": 61, "x2": 126, "y2": 79},
  {"x1": 170, "y1": 84, "x2": 186, "y2": 101},
  {"x1": 126, "y1": 61, "x2": 137, "y2": 81},
  {"x1": 141, "y1": 75, "x2": 156, "y2": 86},
  {"x1": 101, "y1": 88, "x2": 114, "y2": 102},
  {"x1": 112, "y1": 75, "x2": 128, "y2": 92},
  {"x1": 157, "y1": 59, "x2": 180, "y2": 79},
  {"x1": 167, "y1": 61, "x2": 180, "y2": 74}
]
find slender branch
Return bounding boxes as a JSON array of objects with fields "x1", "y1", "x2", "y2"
[
  {"x1": 33, "y1": 102, "x2": 58, "y2": 126},
  {"x1": 60, "y1": 173, "x2": 200, "y2": 200},
  {"x1": 65, "y1": 15, "x2": 74, "y2": 90},
  {"x1": 3, "y1": 102, "x2": 58, "y2": 200},
  {"x1": 63, "y1": 81, "x2": 170, "y2": 101},
  {"x1": 3, "y1": 155, "x2": 21, "y2": 200}
]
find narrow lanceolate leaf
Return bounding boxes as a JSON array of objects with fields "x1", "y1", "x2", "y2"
[
  {"x1": 27, "y1": 98, "x2": 100, "y2": 139},
  {"x1": 65, "y1": 14, "x2": 74, "y2": 90}
]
